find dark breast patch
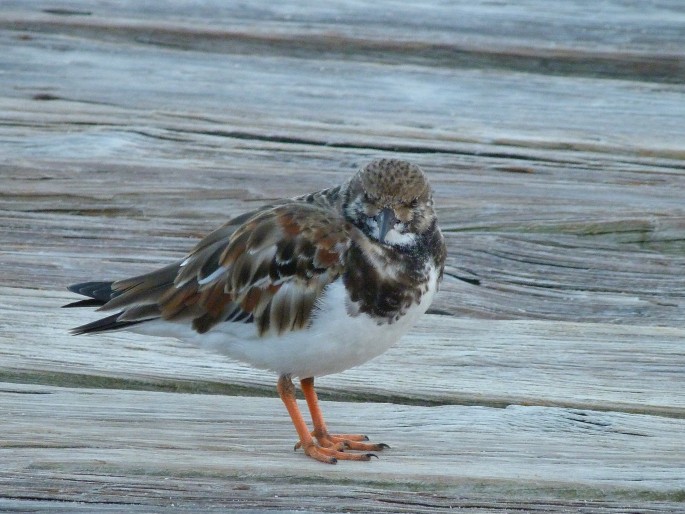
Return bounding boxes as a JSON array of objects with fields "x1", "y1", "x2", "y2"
[
  {"x1": 342, "y1": 217, "x2": 444, "y2": 323},
  {"x1": 343, "y1": 244, "x2": 426, "y2": 323}
]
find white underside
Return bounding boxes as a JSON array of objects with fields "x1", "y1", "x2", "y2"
[{"x1": 132, "y1": 267, "x2": 438, "y2": 378}]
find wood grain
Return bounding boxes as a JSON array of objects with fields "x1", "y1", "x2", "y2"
[
  {"x1": 2, "y1": 288, "x2": 684, "y2": 417},
  {"x1": 2, "y1": 383, "x2": 684, "y2": 512},
  {"x1": 1, "y1": 0, "x2": 684, "y2": 511}
]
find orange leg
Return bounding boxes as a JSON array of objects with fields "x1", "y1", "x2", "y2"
[
  {"x1": 299, "y1": 377, "x2": 389, "y2": 453},
  {"x1": 277, "y1": 375, "x2": 375, "y2": 463}
]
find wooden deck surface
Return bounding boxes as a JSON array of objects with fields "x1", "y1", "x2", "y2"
[{"x1": 1, "y1": 1, "x2": 684, "y2": 512}]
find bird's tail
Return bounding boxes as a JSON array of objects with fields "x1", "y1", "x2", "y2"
[{"x1": 63, "y1": 281, "x2": 147, "y2": 335}]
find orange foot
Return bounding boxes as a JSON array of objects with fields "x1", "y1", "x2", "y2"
[
  {"x1": 278, "y1": 375, "x2": 391, "y2": 464},
  {"x1": 299, "y1": 440, "x2": 378, "y2": 464},
  {"x1": 296, "y1": 431, "x2": 389, "y2": 452}
]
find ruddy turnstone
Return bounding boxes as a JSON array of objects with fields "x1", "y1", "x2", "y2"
[{"x1": 65, "y1": 158, "x2": 446, "y2": 464}]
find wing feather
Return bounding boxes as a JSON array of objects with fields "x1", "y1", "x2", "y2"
[{"x1": 82, "y1": 202, "x2": 354, "y2": 337}]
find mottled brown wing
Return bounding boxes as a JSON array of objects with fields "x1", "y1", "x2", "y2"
[{"x1": 104, "y1": 202, "x2": 353, "y2": 336}]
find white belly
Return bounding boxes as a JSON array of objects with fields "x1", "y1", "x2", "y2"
[{"x1": 133, "y1": 267, "x2": 439, "y2": 378}]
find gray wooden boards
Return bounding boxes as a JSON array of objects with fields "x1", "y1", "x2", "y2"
[
  {"x1": 0, "y1": 0, "x2": 684, "y2": 512},
  {"x1": 2, "y1": 383, "x2": 685, "y2": 512}
]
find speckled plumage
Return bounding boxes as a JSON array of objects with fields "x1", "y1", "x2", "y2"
[{"x1": 65, "y1": 158, "x2": 446, "y2": 464}]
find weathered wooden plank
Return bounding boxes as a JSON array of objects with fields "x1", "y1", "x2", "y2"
[
  {"x1": 1, "y1": 383, "x2": 684, "y2": 512},
  {"x1": 2, "y1": 288, "x2": 683, "y2": 417},
  {"x1": 2, "y1": 0, "x2": 685, "y2": 83},
  {"x1": 1, "y1": 479, "x2": 681, "y2": 514},
  {"x1": 2, "y1": 6, "x2": 684, "y2": 177},
  {"x1": 1, "y1": 39, "x2": 684, "y2": 158}
]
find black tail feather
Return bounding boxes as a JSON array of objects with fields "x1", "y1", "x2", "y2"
[
  {"x1": 66, "y1": 280, "x2": 153, "y2": 334},
  {"x1": 66, "y1": 281, "x2": 118, "y2": 304},
  {"x1": 70, "y1": 312, "x2": 151, "y2": 335},
  {"x1": 62, "y1": 298, "x2": 107, "y2": 309}
]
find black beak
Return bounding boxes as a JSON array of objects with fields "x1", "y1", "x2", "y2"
[{"x1": 376, "y1": 208, "x2": 397, "y2": 243}]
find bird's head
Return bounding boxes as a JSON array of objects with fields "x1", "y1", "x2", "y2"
[{"x1": 344, "y1": 159, "x2": 437, "y2": 248}]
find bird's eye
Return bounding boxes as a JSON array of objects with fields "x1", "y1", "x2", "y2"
[
  {"x1": 363, "y1": 193, "x2": 377, "y2": 204},
  {"x1": 359, "y1": 195, "x2": 378, "y2": 217}
]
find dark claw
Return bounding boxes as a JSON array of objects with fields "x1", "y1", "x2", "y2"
[
  {"x1": 330, "y1": 457, "x2": 338, "y2": 464},
  {"x1": 377, "y1": 443, "x2": 390, "y2": 449},
  {"x1": 367, "y1": 453, "x2": 378, "y2": 460}
]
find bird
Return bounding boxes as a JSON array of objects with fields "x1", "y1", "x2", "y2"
[{"x1": 65, "y1": 158, "x2": 446, "y2": 464}]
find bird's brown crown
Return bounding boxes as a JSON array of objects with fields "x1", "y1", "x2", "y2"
[{"x1": 358, "y1": 159, "x2": 430, "y2": 205}]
